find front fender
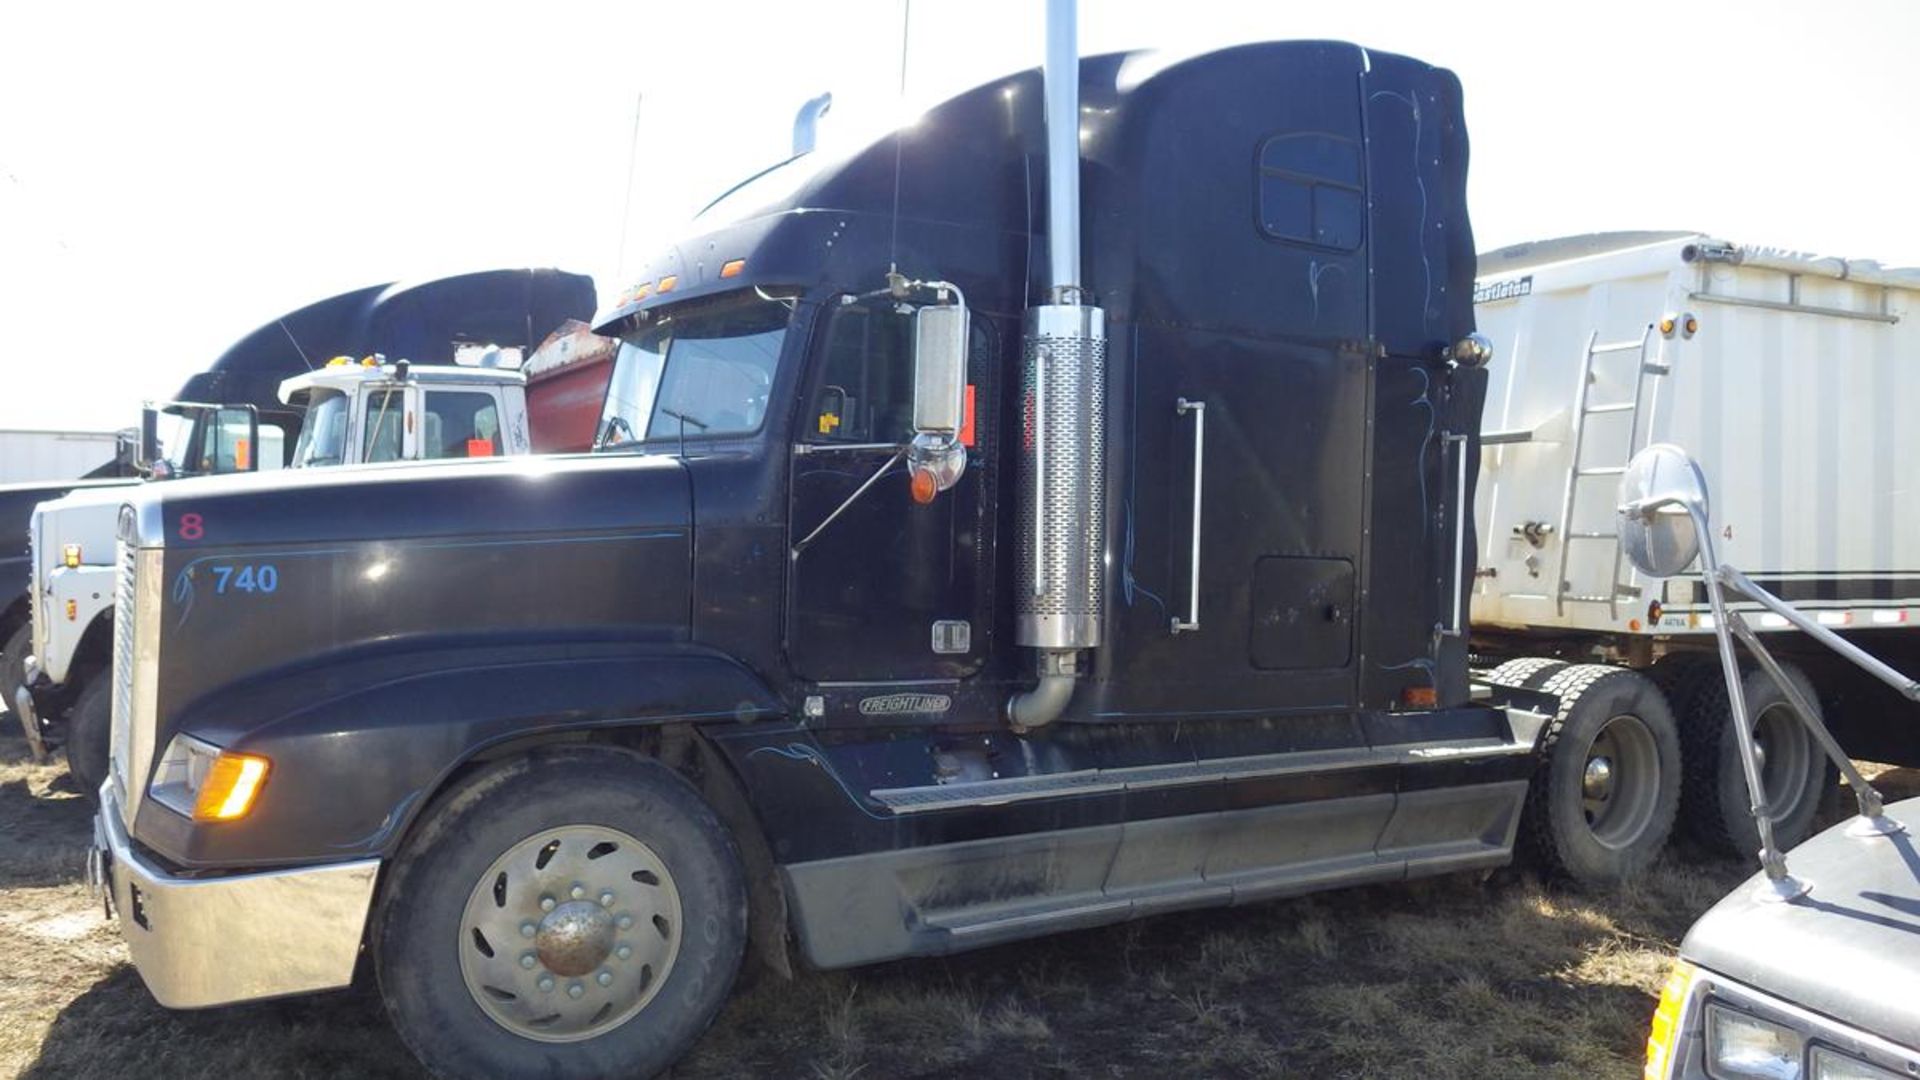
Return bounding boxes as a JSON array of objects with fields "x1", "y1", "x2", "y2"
[
  {"x1": 44, "y1": 566, "x2": 115, "y2": 684},
  {"x1": 130, "y1": 641, "x2": 784, "y2": 869}
]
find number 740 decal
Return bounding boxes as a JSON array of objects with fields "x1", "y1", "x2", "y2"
[{"x1": 210, "y1": 564, "x2": 279, "y2": 594}]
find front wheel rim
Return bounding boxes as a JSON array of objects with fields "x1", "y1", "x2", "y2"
[
  {"x1": 1580, "y1": 713, "x2": 1662, "y2": 850},
  {"x1": 457, "y1": 824, "x2": 683, "y2": 1043}
]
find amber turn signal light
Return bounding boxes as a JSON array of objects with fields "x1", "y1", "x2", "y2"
[{"x1": 193, "y1": 753, "x2": 271, "y2": 822}]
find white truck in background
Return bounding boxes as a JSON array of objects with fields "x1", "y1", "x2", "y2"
[
  {"x1": 17, "y1": 356, "x2": 535, "y2": 795},
  {"x1": 1471, "y1": 231, "x2": 1920, "y2": 858},
  {"x1": 0, "y1": 429, "x2": 127, "y2": 484}
]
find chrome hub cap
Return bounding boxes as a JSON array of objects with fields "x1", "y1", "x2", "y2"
[
  {"x1": 1581, "y1": 713, "x2": 1661, "y2": 850},
  {"x1": 1582, "y1": 756, "x2": 1615, "y2": 801},
  {"x1": 458, "y1": 824, "x2": 682, "y2": 1043}
]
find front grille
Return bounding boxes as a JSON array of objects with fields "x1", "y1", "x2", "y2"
[{"x1": 109, "y1": 538, "x2": 136, "y2": 809}]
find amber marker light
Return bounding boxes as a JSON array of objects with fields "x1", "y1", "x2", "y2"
[
  {"x1": 909, "y1": 467, "x2": 938, "y2": 505},
  {"x1": 1642, "y1": 959, "x2": 1695, "y2": 1079},
  {"x1": 193, "y1": 752, "x2": 271, "y2": 822},
  {"x1": 720, "y1": 259, "x2": 746, "y2": 278},
  {"x1": 63, "y1": 543, "x2": 82, "y2": 568},
  {"x1": 1401, "y1": 686, "x2": 1437, "y2": 708},
  {"x1": 657, "y1": 275, "x2": 679, "y2": 294}
]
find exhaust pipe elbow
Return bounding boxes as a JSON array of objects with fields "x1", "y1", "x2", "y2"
[{"x1": 1006, "y1": 650, "x2": 1078, "y2": 733}]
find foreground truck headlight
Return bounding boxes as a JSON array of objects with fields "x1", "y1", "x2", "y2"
[
  {"x1": 148, "y1": 734, "x2": 271, "y2": 822},
  {"x1": 1704, "y1": 1003, "x2": 1803, "y2": 1079}
]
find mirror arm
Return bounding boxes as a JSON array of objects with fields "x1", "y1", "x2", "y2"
[
  {"x1": 1719, "y1": 564, "x2": 1920, "y2": 702},
  {"x1": 791, "y1": 449, "x2": 906, "y2": 558}
]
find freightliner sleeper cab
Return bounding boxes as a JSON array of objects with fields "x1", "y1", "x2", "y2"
[{"x1": 90, "y1": 36, "x2": 1682, "y2": 1078}]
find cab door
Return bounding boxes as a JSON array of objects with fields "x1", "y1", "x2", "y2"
[{"x1": 785, "y1": 299, "x2": 995, "y2": 683}]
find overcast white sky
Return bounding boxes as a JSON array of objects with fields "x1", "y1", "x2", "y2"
[{"x1": 2, "y1": 0, "x2": 1915, "y2": 432}]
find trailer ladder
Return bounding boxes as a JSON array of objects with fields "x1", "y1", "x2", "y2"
[{"x1": 1554, "y1": 325, "x2": 1667, "y2": 617}]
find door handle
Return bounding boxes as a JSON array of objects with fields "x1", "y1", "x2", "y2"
[{"x1": 1172, "y1": 398, "x2": 1205, "y2": 634}]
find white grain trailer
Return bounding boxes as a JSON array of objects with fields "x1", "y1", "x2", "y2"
[
  {"x1": 0, "y1": 429, "x2": 125, "y2": 484},
  {"x1": 1470, "y1": 231, "x2": 1920, "y2": 856}
]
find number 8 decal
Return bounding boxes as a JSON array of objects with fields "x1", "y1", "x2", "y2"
[{"x1": 179, "y1": 513, "x2": 205, "y2": 541}]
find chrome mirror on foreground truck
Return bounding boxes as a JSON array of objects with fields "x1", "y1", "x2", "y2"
[
  {"x1": 907, "y1": 289, "x2": 970, "y2": 504},
  {"x1": 1618, "y1": 444, "x2": 1919, "y2": 901}
]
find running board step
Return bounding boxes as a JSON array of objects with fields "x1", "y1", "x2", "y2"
[{"x1": 869, "y1": 740, "x2": 1530, "y2": 815}]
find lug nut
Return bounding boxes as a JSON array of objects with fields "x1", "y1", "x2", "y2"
[
  {"x1": 540, "y1": 895, "x2": 556, "y2": 912},
  {"x1": 599, "y1": 891, "x2": 616, "y2": 907},
  {"x1": 538, "y1": 975, "x2": 555, "y2": 992},
  {"x1": 616, "y1": 945, "x2": 633, "y2": 960},
  {"x1": 617, "y1": 915, "x2": 634, "y2": 930},
  {"x1": 520, "y1": 922, "x2": 537, "y2": 938},
  {"x1": 570, "y1": 884, "x2": 586, "y2": 900},
  {"x1": 568, "y1": 982, "x2": 585, "y2": 999},
  {"x1": 520, "y1": 953, "x2": 538, "y2": 970},
  {"x1": 597, "y1": 971, "x2": 613, "y2": 987}
]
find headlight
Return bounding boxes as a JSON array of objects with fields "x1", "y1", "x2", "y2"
[
  {"x1": 1810, "y1": 1047, "x2": 1907, "y2": 1080},
  {"x1": 149, "y1": 734, "x2": 271, "y2": 822},
  {"x1": 1707, "y1": 1003, "x2": 1804, "y2": 1079}
]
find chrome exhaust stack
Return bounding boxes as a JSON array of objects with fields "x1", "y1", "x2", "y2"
[{"x1": 1009, "y1": 0, "x2": 1106, "y2": 732}]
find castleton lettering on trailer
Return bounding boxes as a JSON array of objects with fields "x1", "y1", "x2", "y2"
[{"x1": 1473, "y1": 275, "x2": 1532, "y2": 304}]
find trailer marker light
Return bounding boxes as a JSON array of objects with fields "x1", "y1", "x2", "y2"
[
  {"x1": 1871, "y1": 610, "x2": 1907, "y2": 625},
  {"x1": 1629, "y1": 618, "x2": 1642, "y2": 632},
  {"x1": 194, "y1": 752, "x2": 271, "y2": 822},
  {"x1": 1683, "y1": 314, "x2": 1699, "y2": 337},
  {"x1": 1659, "y1": 315, "x2": 1677, "y2": 336},
  {"x1": 63, "y1": 543, "x2": 82, "y2": 568},
  {"x1": 657, "y1": 275, "x2": 678, "y2": 294},
  {"x1": 720, "y1": 259, "x2": 746, "y2": 278},
  {"x1": 1642, "y1": 959, "x2": 1695, "y2": 1080},
  {"x1": 1648, "y1": 599, "x2": 1663, "y2": 625},
  {"x1": 1401, "y1": 686, "x2": 1437, "y2": 708}
]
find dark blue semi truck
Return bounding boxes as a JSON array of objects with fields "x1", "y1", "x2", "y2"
[{"x1": 87, "y1": 29, "x2": 1682, "y2": 1080}]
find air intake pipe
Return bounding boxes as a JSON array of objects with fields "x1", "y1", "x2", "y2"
[{"x1": 1008, "y1": 0, "x2": 1106, "y2": 733}]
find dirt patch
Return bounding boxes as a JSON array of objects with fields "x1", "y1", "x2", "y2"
[{"x1": 4, "y1": 723, "x2": 1910, "y2": 1080}]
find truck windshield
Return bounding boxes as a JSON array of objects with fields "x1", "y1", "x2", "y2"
[
  {"x1": 292, "y1": 389, "x2": 350, "y2": 467},
  {"x1": 597, "y1": 292, "x2": 788, "y2": 450}
]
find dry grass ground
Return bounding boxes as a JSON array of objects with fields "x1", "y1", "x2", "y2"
[{"x1": 3, "y1": 723, "x2": 1913, "y2": 1080}]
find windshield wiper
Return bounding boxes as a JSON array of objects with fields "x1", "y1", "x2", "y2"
[{"x1": 658, "y1": 407, "x2": 709, "y2": 459}]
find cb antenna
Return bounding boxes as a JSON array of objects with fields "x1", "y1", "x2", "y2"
[{"x1": 887, "y1": 0, "x2": 912, "y2": 274}]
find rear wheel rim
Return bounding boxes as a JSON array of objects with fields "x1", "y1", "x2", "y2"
[
  {"x1": 458, "y1": 824, "x2": 683, "y2": 1043},
  {"x1": 1753, "y1": 702, "x2": 1814, "y2": 823},
  {"x1": 1580, "y1": 713, "x2": 1661, "y2": 850}
]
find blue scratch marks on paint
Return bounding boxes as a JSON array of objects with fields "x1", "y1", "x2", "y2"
[
  {"x1": 1368, "y1": 89, "x2": 1431, "y2": 322},
  {"x1": 748, "y1": 742, "x2": 891, "y2": 821},
  {"x1": 1307, "y1": 260, "x2": 1346, "y2": 324},
  {"x1": 1121, "y1": 321, "x2": 1169, "y2": 620},
  {"x1": 1379, "y1": 656, "x2": 1437, "y2": 686},
  {"x1": 1410, "y1": 366, "x2": 1436, "y2": 534}
]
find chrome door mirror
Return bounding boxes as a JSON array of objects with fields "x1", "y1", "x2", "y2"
[
  {"x1": 1616, "y1": 443, "x2": 1708, "y2": 579},
  {"x1": 908, "y1": 300, "x2": 970, "y2": 502},
  {"x1": 912, "y1": 303, "x2": 968, "y2": 437}
]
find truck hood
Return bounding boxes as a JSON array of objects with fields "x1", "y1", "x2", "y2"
[
  {"x1": 1681, "y1": 796, "x2": 1920, "y2": 1049},
  {"x1": 123, "y1": 452, "x2": 684, "y2": 548}
]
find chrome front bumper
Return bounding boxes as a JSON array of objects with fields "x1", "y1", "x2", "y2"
[{"x1": 94, "y1": 783, "x2": 382, "y2": 1009}]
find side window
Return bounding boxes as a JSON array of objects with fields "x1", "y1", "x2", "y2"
[
  {"x1": 806, "y1": 303, "x2": 915, "y2": 443},
  {"x1": 362, "y1": 388, "x2": 406, "y2": 463},
  {"x1": 423, "y1": 390, "x2": 503, "y2": 458},
  {"x1": 1257, "y1": 132, "x2": 1364, "y2": 250}
]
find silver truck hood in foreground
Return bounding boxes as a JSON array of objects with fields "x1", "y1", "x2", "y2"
[{"x1": 1682, "y1": 797, "x2": 1920, "y2": 1049}]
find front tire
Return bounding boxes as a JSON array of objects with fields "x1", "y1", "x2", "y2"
[
  {"x1": 1, "y1": 624, "x2": 28, "y2": 719},
  {"x1": 376, "y1": 747, "x2": 747, "y2": 1080},
  {"x1": 1523, "y1": 664, "x2": 1682, "y2": 886},
  {"x1": 64, "y1": 676, "x2": 111, "y2": 806}
]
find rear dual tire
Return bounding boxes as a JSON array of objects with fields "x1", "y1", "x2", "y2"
[
  {"x1": 1675, "y1": 661, "x2": 1832, "y2": 859},
  {"x1": 1522, "y1": 664, "x2": 1682, "y2": 886}
]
